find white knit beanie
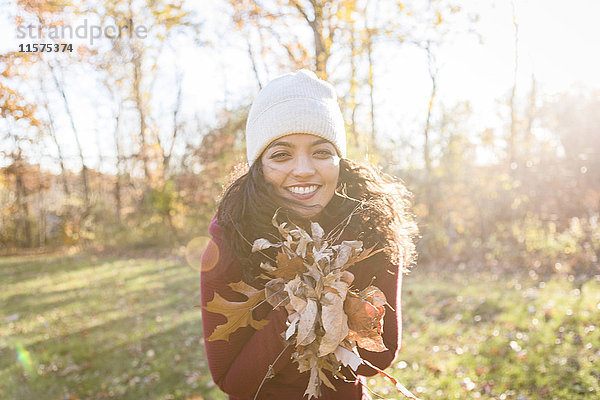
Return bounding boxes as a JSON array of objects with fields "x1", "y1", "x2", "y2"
[{"x1": 245, "y1": 69, "x2": 347, "y2": 166}]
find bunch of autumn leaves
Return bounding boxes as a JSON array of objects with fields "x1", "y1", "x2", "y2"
[{"x1": 203, "y1": 211, "x2": 396, "y2": 399}]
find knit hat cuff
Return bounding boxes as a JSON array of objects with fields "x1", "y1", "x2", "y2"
[{"x1": 246, "y1": 97, "x2": 346, "y2": 165}]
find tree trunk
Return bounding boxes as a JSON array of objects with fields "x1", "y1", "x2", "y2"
[
  {"x1": 38, "y1": 171, "x2": 46, "y2": 247},
  {"x1": 14, "y1": 156, "x2": 32, "y2": 247},
  {"x1": 113, "y1": 106, "x2": 123, "y2": 223},
  {"x1": 132, "y1": 46, "x2": 150, "y2": 181},
  {"x1": 162, "y1": 71, "x2": 183, "y2": 179},
  {"x1": 366, "y1": 27, "x2": 376, "y2": 153},
  {"x1": 525, "y1": 73, "x2": 536, "y2": 158},
  {"x1": 48, "y1": 61, "x2": 89, "y2": 205},
  {"x1": 246, "y1": 31, "x2": 263, "y2": 90},
  {"x1": 424, "y1": 43, "x2": 436, "y2": 176},
  {"x1": 423, "y1": 43, "x2": 437, "y2": 216},
  {"x1": 509, "y1": 0, "x2": 519, "y2": 168},
  {"x1": 47, "y1": 111, "x2": 70, "y2": 196},
  {"x1": 349, "y1": 24, "x2": 359, "y2": 150}
]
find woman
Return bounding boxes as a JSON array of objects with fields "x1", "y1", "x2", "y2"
[{"x1": 200, "y1": 70, "x2": 418, "y2": 399}]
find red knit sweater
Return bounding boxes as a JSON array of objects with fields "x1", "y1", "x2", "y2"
[{"x1": 200, "y1": 213, "x2": 403, "y2": 400}]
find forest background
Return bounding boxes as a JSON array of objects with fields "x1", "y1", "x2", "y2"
[{"x1": 1, "y1": 0, "x2": 599, "y2": 399}]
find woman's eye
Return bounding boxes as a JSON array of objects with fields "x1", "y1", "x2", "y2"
[
  {"x1": 270, "y1": 152, "x2": 289, "y2": 159},
  {"x1": 315, "y1": 150, "x2": 333, "y2": 157}
]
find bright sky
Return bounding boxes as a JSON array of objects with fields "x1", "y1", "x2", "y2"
[
  {"x1": 1, "y1": 0, "x2": 599, "y2": 172},
  {"x1": 370, "y1": 0, "x2": 600, "y2": 159}
]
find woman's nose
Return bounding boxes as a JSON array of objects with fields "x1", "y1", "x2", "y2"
[{"x1": 291, "y1": 154, "x2": 316, "y2": 177}]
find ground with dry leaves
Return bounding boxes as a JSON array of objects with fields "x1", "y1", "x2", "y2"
[{"x1": 1, "y1": 250, "x2": 599, "y2": 399}]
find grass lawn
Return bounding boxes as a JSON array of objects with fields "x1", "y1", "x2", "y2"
[
  {"x1": 0, "y1": 249, "x2": 225, "y2": 400},
  {"x1": 1, "y1": 250, "x2": 598, "y2": 399}
]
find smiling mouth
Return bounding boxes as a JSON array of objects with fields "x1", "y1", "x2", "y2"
[{"x1": 286, "y1": 185, "x2": 320, "y2": 195}]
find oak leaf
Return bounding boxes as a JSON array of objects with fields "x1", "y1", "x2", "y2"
[
  {"x1": 201, "y1": 281, "x2": 269, "y2": 342},
  {"x1": 305, "y1": 363, "x2": 320, "y2": 399}
]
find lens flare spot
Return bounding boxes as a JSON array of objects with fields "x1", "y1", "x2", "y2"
[
  {"x1": 186, "y1": 236, "x2": 219, "y2": 272},
  {"x1": 15, "y1": 343, "x2": 34, "y2": 374}
]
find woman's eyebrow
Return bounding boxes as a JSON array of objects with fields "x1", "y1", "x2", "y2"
[
  {"x1": 268, "y1": 140, "x2": 292, "y2": 149},
  {"x1": 311, "y1": 139, "x2": 329, "y2": 146},
  {"x1": 267, "y1": 138, "x2": 330, "y2": 149}
]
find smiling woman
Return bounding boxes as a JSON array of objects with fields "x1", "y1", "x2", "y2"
[
  {"x1": 200, "y1": 70, "x2": 418, "y2": 400},
  {"x1": 261, "y1": 134, "x2": 340, "y2": 218}
]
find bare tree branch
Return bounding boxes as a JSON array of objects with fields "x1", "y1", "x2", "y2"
[{"x1": 290, "y1": 0, "x2": 314, "y2": 27}]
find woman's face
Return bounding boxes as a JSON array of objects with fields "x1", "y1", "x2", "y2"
[{"x1": 261, "y1": 134, "x2": 340, "y2": 218}]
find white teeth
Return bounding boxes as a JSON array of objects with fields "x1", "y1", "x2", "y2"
[{"x1": 287, "y1": 185, "x2": 318, "y2": 194}]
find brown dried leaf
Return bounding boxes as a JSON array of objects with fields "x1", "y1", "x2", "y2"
[
  {"x1": 318, "y1": 367, "x2": 336, "y2": 390},
  {"x1": 318, "y1": 291, "x2": 349, "y2": 356},
  {"x1": 362, "y1": 286, "x2": 387, "y2": 311},
  {"x1": 297, "y1": 299, "x2": 318, "y2": 346},
  {"x1": 260, "y1": 262, "x2": 277, "y2": 272},
  {"x1": 285, "y1": 316, "x2": 298, "y2": 340},
  {"x1": 348, "y1": 329, "x2": 388, "y2": 352},
  {"x1": 345, "y1": 296, "x2": 379, "y2": 332},
  {"x1": 201, "y1": 281, "x2": 269, "y2": 342},
  {"x1": 344, "y1": 289, "x2": 388, "y2": 352},
  {"x1": 334, "y1": 345, "x2": 363, "y2": 371},
  {"x1": 334, "y1": 240, "x2": 363, "y2": 269},
  {"x1": 305, "y1": 263, "x2": 322, "y2": 282},
  {"x1": 313, "y1": 246, "x2": 334, "y2": 267},
  {"x1": 295, "y1": 230, "x2": 312, "y2": 258},
  {"x1": 341, "y1": 244, "x2": 384, "y2": 270},
  {"x1": 361, "y1": 286, "x2": 387, "y2": 333},
  {"x1": 271, "y1": 209, "x2": 292, "y2": 239},
  {"x1": 274, "y1": 251, "x2": 305, "y2": 280},
  {"x1": 305, "y1": 364, "x2": 320, "y2": 399},
  {"x1": 311, "y1": 221, "x2": 324, "y2": 243},
  {"x1": 264, "y1": 278, "x2": 288, "y2": 308},
  {"x1": 284, "y1": 276, "x2": 307, "y2": 312},
  {"x1": 251, "y1": 238, "x2": 279, "y2": 252}
]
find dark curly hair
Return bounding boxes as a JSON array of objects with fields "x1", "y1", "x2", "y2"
[{"x1": 216, "y1": 157, "x2": 418, "y2": 283}]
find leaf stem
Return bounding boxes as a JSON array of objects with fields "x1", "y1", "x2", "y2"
[
  {"x1": 361, "y1": 359, "x2": 422, "y2": 400},
  {"x1": 250, "y1": 288, "x2": 284, "y2": 312},
  {"x1": 325, "y1": 202, "x2": 363, "y2": 244},
  {"x1": 253, "y1": 343, "x2": 291, "y2": 400},
  {"x1": 346, "y1": 369, "x2": 386, "y2": 399}
]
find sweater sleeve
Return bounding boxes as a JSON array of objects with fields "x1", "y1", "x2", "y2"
[
  {"x1": 200, "y1": 214, "x2": 293, "y2": 398},
  {"x1": 352, "y1": 260, "x2": 403, "y2": 377}
]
